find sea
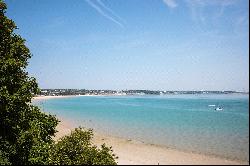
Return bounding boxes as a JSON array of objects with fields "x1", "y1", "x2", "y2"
[{"x1": 33, "y1": 94, "x2": 249, "y2": 162}]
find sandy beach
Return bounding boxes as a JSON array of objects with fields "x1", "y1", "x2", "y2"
[
  {"x1": 32, "y1": 94, "x2": 124, "y2": 101},
  {"x1": 53, "y1": 118, "x2": 248, "y2": 165},
  {"x1": 32, "y1": 95, "x2": 86, "y2": 100}
]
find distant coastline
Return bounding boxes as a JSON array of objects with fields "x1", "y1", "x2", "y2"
[
  {"x1": 32, "y1": 92, "x2": 249, "y2": 101},
  {"x1": 35, "y1": 89, "x2": 249, "y2": 98}
]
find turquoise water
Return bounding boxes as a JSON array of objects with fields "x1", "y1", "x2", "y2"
[{"x1": 33, "y1": 94, "x2": 249, "y2": 161}]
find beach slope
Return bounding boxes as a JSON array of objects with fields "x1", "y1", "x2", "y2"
[{"x1": 54, "y1": 120, "x2": 248, "y2": 165}]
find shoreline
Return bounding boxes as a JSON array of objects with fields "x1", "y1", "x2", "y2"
[
  {"x1": 32, "y1": 95, "x2": 94, "y2": 100},
  {"x1": 32, "y1": 94, "x2": 125, "y2": 100},
  {"x1": 33, "y1": 96, "x2": 248, "y2": 165},
  {"x1": 54, "y1": 118, "x2": 248, "y2": 165}
]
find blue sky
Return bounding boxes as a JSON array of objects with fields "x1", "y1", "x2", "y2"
[{"x1": 5, "y1": 0, "x2": 249, "y2": 91}]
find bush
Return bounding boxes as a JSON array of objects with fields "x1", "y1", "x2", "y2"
[{"x1": 49, "y1": 127, "x2": 117, "y2": 165}]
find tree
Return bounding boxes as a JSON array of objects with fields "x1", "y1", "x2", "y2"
[
  {"x1": 0, "y1": 0, "x2": 59, "y2": 164},
  {"x1": 0, "y1": 1, "x2": 117, "y2": 165}
]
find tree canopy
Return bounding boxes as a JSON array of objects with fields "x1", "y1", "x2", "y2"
[{"x1": 0, "y1": 1, "x2": 117, "y2": 164}]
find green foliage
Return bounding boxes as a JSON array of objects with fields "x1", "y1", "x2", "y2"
[
  {"x1": 0, "y1": 0, "x2": 117, "y2": 165},
  {"x1": 0, "y1": 0, "x2": 59, "y2": 164},
  {"x1": 49, "y1": 127, "x2": 117, "y2": 165}
]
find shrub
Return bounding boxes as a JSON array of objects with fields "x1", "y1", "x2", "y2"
[{"x1": 49, "y1": 127, "x2": 117, "y2": 165}]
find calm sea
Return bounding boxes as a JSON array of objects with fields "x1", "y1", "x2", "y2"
[{"x1": 33, "y1": 94, "x2": 249, "y2": 161}]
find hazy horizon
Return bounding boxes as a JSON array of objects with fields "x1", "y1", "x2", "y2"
[{"x1": 5, "y1": 0, "x2": 249, "y2": 92}]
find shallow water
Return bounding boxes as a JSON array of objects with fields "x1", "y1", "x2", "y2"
[{"x1": 33, "y1": 94, "x2": 249, "y2": 161}]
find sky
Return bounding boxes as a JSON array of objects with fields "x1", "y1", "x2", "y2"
[{"x1": 5, "y1": 0, "x2": 249, "y2": 91}]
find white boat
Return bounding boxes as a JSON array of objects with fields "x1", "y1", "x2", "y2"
[
  {"x1": 215, "y1": 107, "x2": 223, "y2": 111},
  {"x1": 208, "y1": 104, "x2": 216, "y2": 107}
]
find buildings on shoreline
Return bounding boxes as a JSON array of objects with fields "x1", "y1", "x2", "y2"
[{"x1": 37, "y1": 89, "x2": 247, "y2": 96}]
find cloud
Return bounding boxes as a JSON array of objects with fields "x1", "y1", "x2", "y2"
[
  {"x1": 185, "y1": 0, "x2": 237, "y2": 25},
  {"x1": 96, "y1": 0, "x2": 125, "y2": 24},
  {"x1": 85, "y1": 0, "x2": 124, "y2": 28},
  {"x1": 162, "y1": 0, "x2": 178, "y2": 8}
]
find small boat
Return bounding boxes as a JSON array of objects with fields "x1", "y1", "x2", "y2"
[
  {"x1": 215, "y1": 107, "x2": 223, "y2": 111},
  {"x1": 208, "y1": 104, "x2": 216, "y2": 107}
]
